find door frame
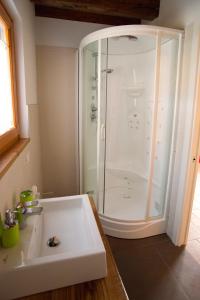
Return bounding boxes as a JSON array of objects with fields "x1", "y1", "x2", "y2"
[
  {"x1": 178, "y1": 39, "x2": 200, "y2": 246},
  {"x1": 168, "y1": 22, "x2": 200, "y2": 246}
]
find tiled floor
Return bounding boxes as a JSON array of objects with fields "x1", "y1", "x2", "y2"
[
  {"x1": 108, "y1": 234, "x2": 200, "y2": 300},
  {"x1": 188, "y1": 171, "x2": 200, "y2": 242},
  {"x1": 188, "y1": 212, "x2": 200, "y2": 241},
  {"x1": 107, "y1": 171, "x2": 200, "y2": 300}
]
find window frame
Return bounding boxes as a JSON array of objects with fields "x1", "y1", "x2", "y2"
[{"x1": 0, "y1": 1, "x2": 19, "y2": 155}]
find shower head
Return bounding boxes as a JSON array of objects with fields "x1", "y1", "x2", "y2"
[
  {"x1": 127, "y1": 35, "x2": 138, "y2": 41},
  {"x1": 113, "y1": 35, "x2": 138, "y2": 41}
]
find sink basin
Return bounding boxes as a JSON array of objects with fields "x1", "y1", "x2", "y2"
[{"x1": 0, "y1": 195, "x2": 107, "y2": 299}]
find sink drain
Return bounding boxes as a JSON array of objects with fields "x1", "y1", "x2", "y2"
[{"x1": 47, "y1": 236, "x2": 60, "y2": 247}]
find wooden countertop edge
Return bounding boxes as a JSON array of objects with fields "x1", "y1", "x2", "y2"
[
  {"x1": 89, "y1": 197, "x2": 129, "y2": 300},
  {"x1": 0, "y1": 138, "x2": 30, "y2": 179},
  {"x1": 19, "y1": 197, "x2": 128, "y2": 300}
]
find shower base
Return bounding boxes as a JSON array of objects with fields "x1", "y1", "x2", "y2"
[
  {"x1": 99, "y1": 169, "x2": 167, "y2": 239},
  {"x1": 100, "y1": 214, "x2": 166, "y2": 239}
]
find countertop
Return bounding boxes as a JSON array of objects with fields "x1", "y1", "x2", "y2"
[{"x1": 19, "y1": 198, "x2": 128, "y2": 300}]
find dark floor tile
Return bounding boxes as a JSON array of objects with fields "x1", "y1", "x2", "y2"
[
  {"x1": 108, "y1": 234, "x2": 168, "y2": 253},
  {"x1": 108, "y1": 235, "x2": 189, "y2": 300},
  {"x1": 156, "y1": 239, "x2": 200, "y2": 300}
]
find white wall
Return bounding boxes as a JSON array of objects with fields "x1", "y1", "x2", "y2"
[
  {"x1": 150, "y1": 0, "x2": 200, "y2": 28},
  {"x1": 14, "y1": 0, "x2": 38, "y2": 106},
  {"x1": 37, "y1": 46, "x2": 77, "y2": 196},
  {"x1": 35, "y1": 17, "x2": 108, "y2": 48},
  {"x1": 0, "y1": 0, "x2": 42, "y2": 214}
]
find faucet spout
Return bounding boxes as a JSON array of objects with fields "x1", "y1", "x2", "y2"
[
  {"x1": 15, "y1": 200, "x2": 43, "y2": 229},
  {"x1": 23, "y1": 200, "x2": 39, "y2": 207},
  {"x1": 25, "y1": 206, "x2": 43, "y2": 216}
]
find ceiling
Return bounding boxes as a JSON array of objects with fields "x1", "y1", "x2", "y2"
[{"x1": 31, "y1": 0, "x2": 160, "y2": 25}]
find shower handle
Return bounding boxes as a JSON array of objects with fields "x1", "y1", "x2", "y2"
[
  {"x1": 101, "y1": 68, "x2": 114, "y2": 74},
  {"x1": 100, "y1": 124, "x2": 105, "y2": 140}
]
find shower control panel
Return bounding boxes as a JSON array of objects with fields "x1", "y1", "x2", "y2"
[{"x1": 90, "y1": 103, "x2": 98, "y2": 121}]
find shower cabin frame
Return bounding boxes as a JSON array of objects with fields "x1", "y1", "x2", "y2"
[{"x1": 79, "y1": 25, "x2": 183, "y2": 239}]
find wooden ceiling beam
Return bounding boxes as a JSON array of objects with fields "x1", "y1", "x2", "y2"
[
  {"x1": 35, "y1": 5, "x2": 141, "y2": 25},
  {"x1": 32, "y1": 0, "x2": 160, "y2": 21}
]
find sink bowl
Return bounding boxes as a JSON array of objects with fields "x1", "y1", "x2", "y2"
[{"x1": 0, "y1": 195, "x2": 107, "y2": 299}]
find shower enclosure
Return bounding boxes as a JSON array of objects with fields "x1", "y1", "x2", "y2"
[{"x1": 79, "y1": 25, "x2": 183, "y2": 238}]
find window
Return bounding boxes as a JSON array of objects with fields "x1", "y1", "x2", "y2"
[{"x1": 0, "y1": 1, "x2": 19, "y2": 155}]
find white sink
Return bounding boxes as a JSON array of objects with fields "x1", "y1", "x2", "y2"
[{"x1": 0, "y1": 195, "x2": 107, "y2": 299}]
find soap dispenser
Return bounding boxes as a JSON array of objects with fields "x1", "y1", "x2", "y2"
[{"x1": 2, "y1": 209, "x2": 19, "y2": 248}]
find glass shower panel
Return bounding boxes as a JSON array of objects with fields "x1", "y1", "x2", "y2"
[
  {"x1": 98, "y1": 39, "x2": 108, "y2": 213},
  {"x1": 81, "y1": 41, "x2": 98, "y2": 204},
  {"x1": 150, "y1": 36, "x2": 179, "y2": 218},
  {"x1": 103, "y1": 35, "x2": 156, "y2": 221}
]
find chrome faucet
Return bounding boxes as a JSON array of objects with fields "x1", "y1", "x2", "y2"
[
  {"x1": 17, "y1": 200, "x2": 43, "y2": 216},
  {"x1": 5, "y1": 209, "x2": 17, "y2": 227},
  {"x1": 13, "y1": 200, "x2": 43, "y2": 229}
]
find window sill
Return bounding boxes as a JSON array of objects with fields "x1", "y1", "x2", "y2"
[{"x1": 0, "y1": 138, "x2": 30, "y2": 179}]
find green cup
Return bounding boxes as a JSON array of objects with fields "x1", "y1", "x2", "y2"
[
  {"x1": 2, "y1": 223, "x2": 19, "y2": 248},
  {"x1": 20, "y1": 190, "x2": 34, "y2": 205},
  {"x1": 0, "y1": 214, "x2": 3, "y2": 246},
  {"x1": 16, "y1": 207, "x2": 24, "y2": 228}
]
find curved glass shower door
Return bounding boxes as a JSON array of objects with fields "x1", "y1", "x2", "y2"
[
  {"x1": 81, "y1": 40, "x2": 107, "y2": 210},
  {"x1": 81, "y1": 41, "x2": 99, "y2": 204},
  {"x1": 103, "y1": 35, "x2": 157, "y2": 220},
  {"x1": 149, "y1": 36, "x2": 179, "y2": 218},
  {"x1": 80, "y1": 27, "x2": 182, "y2": 232}
]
